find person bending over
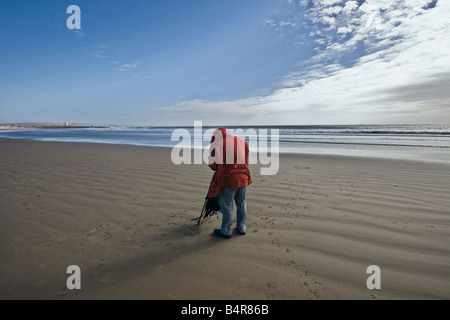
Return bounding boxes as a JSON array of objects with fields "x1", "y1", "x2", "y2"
[{"x1": 208, "y1": 128, "x2": 252, "y2": 239}]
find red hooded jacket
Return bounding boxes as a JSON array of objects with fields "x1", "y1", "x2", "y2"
[{"x1": 208, "y1": 128, "x2": 252, "y2": 197}]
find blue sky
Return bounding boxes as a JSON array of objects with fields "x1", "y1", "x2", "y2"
[{"x1": 1, "y1": 0, "x2": 449, "y2": 126}]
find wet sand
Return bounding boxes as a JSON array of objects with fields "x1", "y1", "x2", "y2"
[{"x1": 1, "y1": 138, "x2": 449, "y2": 299}]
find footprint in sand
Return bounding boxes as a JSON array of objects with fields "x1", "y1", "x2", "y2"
[
  {"x1": 287, "y1": 259, "x2": 297, "y2": 267},
  {"x1": 167, "y1": 292, "x2": 178, "y2": 299},
  {"x1": 239, "y1": 277, "x2": 253, "y2": 287},
  {"x1": 264, "y1": 292, "x2": 275, "y2": 299}
]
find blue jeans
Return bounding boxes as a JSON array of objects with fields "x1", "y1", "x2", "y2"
[{"x1": 218, "y1": 186, "x2": 247, "y2": 236}]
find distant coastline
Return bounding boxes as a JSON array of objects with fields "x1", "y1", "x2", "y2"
[
  {"x1": 1, "y1": 124, "x2": 449, "y2": 163},
  {"x1": 0, "y1": 124, "x2": 107, "y2": 130}
]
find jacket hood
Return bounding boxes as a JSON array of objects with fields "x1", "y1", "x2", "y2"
[
  {"x1": 217, "y1": 127, "x2": 229, "y2": 136},
  {"x1": 211, "y1": 127, "x2": 230, "y2": 143}
]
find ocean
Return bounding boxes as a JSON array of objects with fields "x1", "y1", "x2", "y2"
[{"x1": 1, "y1": 124, "x2": 449, "y2": 163}]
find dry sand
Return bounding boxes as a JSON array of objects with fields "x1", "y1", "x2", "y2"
[{"x1": 0, "y1": 138, "x2": 449, "y2": 300}]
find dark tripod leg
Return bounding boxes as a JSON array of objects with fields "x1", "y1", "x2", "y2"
[{"x1": 192, "y1": 196, "x2": 208, "y2": 225}]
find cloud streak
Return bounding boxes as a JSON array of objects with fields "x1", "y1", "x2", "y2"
[{"x1": 114, "y1": 61, "x2": 141, "y2": 72}]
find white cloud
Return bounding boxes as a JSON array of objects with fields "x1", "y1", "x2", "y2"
[
  {"x1": 91, "y1": 53, "x2": 108, "y2": 59},
  {"x1": 300, "y1": 0, "x2": 445, "y2": 62},
  {"x1": 264, "y1": 18, "x2": 298, "y2": 30},
  {"x1": 279, "y1": 20, "x2": 298, "y2": 27},
  {"x1": 321, "y1": 15, "x2": 336, "y2": 26},
  {"x1": 90, "y1": 44, "x2": 108, "y2": 59},
  {"x1": 337, "y1": 26, "x2": 352, "y2": 34},
  {"x1": 322, "y1": 6, "x2": 343, "y2": 15},
  {"x1": 342, "y1": 1, "x2": 359, "y2": 14},
  {"x1": 264, "y1": 18, "x2": 276, "y2": 28},
  {"x1": 317, "y1": 0, "x2": 343, "y2": 6},
  {"x1": 315, "y1": 38, "x2": 326, "y2": 45},
  {"x1": 133, "y1": 72, "x2": 155, "y2": 81},
  {"x1": 114, "y1": 61, "x2": 141, "y2": 72},
  {"x1": 157, "y1": 0, "x2": 450, "y2": 125},
  {"x1": 73, "y1": 30, "x2": 86, "y2": 37}
]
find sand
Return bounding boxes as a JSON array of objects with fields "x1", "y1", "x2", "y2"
[{"x1": 0, "y1": 138, "x2": 449, "y2": 300}]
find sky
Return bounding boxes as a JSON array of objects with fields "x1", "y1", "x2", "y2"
[{"x1": 0, "y1": 0, "x2": 449, "y2": 126}]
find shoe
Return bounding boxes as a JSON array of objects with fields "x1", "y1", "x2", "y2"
[
  {"x1": 213, "y1": 229, "x2": 231, "y2": 239},
  {"x1": 236, "y1": 228, "x2": 246, "y2": 235}
]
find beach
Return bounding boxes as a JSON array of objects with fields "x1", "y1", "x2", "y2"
[{"x1": 0, "y1": 138, "x2": 449, "y2": 300}]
